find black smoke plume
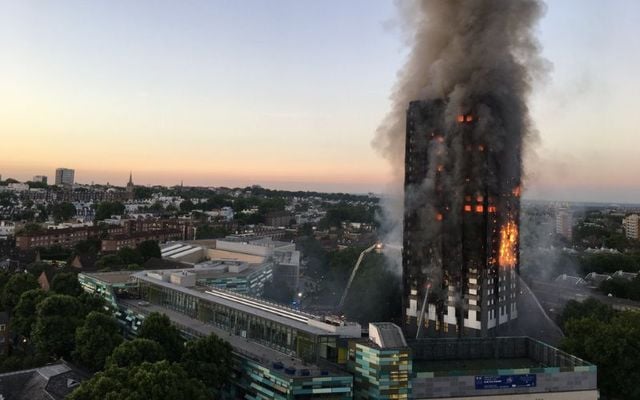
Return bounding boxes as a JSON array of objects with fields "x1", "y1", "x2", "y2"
[{"x1": 374, "y1": 0, "x2": 548, "y2": 270}]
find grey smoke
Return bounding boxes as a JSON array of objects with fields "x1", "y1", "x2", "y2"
[{"x1": 374, "y1": 0, "x2": 549, "y2": 273}]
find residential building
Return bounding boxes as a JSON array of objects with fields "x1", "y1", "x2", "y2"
[
  {"x1": 266, "y1": 211, "x2": 293, "y2": 227},
  {"x1": 7, "y1": 183, "x2": 29, "y2": 192},
  {"x1": 622, "y1": 214, "x2": 640, "y2": 240},
  {"x1": 403, "y1": 100, "x2": 520, "y2": 338},
  {"x1": 555, "y1": 207, "x2": 573, "y2": 240},
  {"x1": 101, "y1": 230, "x2": 182, "y2": 252},
  {"x1": 32, "y1": 175, "x2": 48, "y2": 184},
  {"x1": 0, "y1": 221, "x2": 15, "y2": 240},
  {"x1": 54, "y1": 168, "x2": 75, "y2": 186},
  {"x1": 16, "y1": 225, "x2": 127, "y2": 251},
  {"x1": 0, "y1": 362, "x2": 87, "y2": 399}
]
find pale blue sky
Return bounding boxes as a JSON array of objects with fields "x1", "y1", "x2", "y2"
[{"x1": 0, "y1": 1, "x2": 639, "y2": 201}]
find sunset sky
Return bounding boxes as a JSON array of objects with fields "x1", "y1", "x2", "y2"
[{"x1": 1, "y1": 0, "x2": 639, "y2": 202}]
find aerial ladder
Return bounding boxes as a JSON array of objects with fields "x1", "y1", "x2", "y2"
[{"x1": 337, "y1": 242, "x2": 383, "y2": 310}]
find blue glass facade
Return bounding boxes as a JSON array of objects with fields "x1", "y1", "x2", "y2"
[{"x1": 348, "y1": 342, "x2": 412, "y2": 400}]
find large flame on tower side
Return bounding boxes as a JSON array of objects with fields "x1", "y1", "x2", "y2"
[{"x1": 498, "y1": 221, "x2": 518, "y2": 268}]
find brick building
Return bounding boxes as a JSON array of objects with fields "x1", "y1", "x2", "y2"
[
  {"x1": 16, "y1": 225, "x2": 127, "y2": 251},
  {"x1": 101, "y1": 230, "x2": 182, "y2": 252}
]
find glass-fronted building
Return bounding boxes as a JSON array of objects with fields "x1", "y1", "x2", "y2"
[{"x1": 77, "y1": 270, "x2": 597, "y2": 399}]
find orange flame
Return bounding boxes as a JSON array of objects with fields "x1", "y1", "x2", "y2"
[
  {"x1": 436, "y1": 213, "x2": 443, "y2": 221},
  {"x1": 512, "y1": 186, "x2": 521, "y2": 197},
  {"x1": 498, "y1": 221, "x2": 518, "y2": 268},
  {"x1": 465, "y1": 115, "x2": 474, "y2": 122},
  {"x1": 457, "y1": 115, "x2": 465, "y2": 123}
]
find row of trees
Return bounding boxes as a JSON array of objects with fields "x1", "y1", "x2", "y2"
[
  {"x1": 0, "y1": 267, "x2": 104, "y2": 372},
  {"x1": 560, "y1": 298, "x2": 640, "y2": 399},
  {"x1": 69, "y1": 313, "x2": 232, "y2": 399},
  {"x1": 2, "y1": 262, "x2": 233, "y2": 398},
  {"x1": 94, "y1": 240, "x2": 161, "y2": 271},
  {"x1": 318, "y1": 202, "x2": 379, "y2": 230}
]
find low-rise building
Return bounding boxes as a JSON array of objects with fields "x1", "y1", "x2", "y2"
[
  {"x1": 16, "y1": 225, "x2": 127, "y2": 251},
  {"x1": 78, "y1": 269, "x2": 598, "y2": 400},
  {"x1": 101, "y1": 230, "x2": 182, "y2": 252},
  {"x1": 0, "y1": 221, "x2": 15, "y2": 240},
  {"x1": 266, "y1": 211, "x2": 293, "y2": 227}
]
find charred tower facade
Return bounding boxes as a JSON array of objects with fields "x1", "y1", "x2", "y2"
[{"x1": 403, "y1": 99, "x2": 521, "y2": 338}]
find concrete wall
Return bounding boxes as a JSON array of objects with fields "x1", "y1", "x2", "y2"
[
  {"x1": 411, "y1": 370, "x2": 597, "y2": 399},
  {"x1": 216, "y1": 240, "x2": 272, "y2": 257},
  {"x1": 424, "y1": 391, "x2": 598, "y2": 400}
]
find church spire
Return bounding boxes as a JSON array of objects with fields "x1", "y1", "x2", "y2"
[{"x1": 128, "y1": 171, "x2": 133, "y2": 185}]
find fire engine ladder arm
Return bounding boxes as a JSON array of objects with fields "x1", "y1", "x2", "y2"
[
  {"x1": 337, "y1": 243, "x2": 378, "y2": 310},
  {"x1": 415, "y1": 285, "x2": 430, "y2": 339}
]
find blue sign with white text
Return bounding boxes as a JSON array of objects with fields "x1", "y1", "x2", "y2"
[{"x1": 475, "y1": 374, "x2": 537, "y2": 390}]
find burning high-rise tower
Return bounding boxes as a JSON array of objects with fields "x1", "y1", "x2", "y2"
[
  {"x1": 402, "y1": 98, "x2": 521, "y2": 338},
  {"x1": 371, "y1": 0, "x2": 545, "y2": 339}
]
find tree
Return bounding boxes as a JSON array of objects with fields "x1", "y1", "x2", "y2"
[
  {"x1": 68, "y1": 361, "x2": 208, "y2": 400},
  {"x1": 18, "y1": 222, "x2": 44, "y2": 234},
  {"x1": 11, "y1": 289, "x2": 49, "y2": 338},
  {"x1": 78, "y1": 292, "x2": 108, "y2": 316},
  {"x1": 117, "y1": 247, "x2": 143, "y2": 265},
  {"x1": 133, "y1": 186, "x2": 153, "y2": 200},
  {"x1": 94, "y1": 201, "x2": 125, "y2": 221},
  {"x1": 95, "y1": 254, "x2": 124, "y2": 271},
  {"x1": 51, "y1": 202, "x2": 76, "y2": 223},
  {"x1": 32, "y1": 294, "x2": 83, "y2": 358},
  {"x1": 562, "y1": 312, "x2": 640, "y2": 399},
  {"x1": 180, "y1": 334, "x2": 232, "y2": 393},
  {"x1": 138, "y1": 240, "x2": 161, "y2": 261},
  {"x1": 2, "y1": 273, "x2": 40, "y2": 311},
  {"x1": 147, "y1": 201, "x2": 165, "y2": 213},
  {"x1": 107, "y1": 338, "x2": 166, "y2": 369},
  {"x1": 179, "y1": 199, "x2": 194, "y2": 212},
  {"x1": 51, "y1": 272, "x2": 83, "y2": 297},
  {"x1": 73, "y1": 239, "x2": 101, "y2": 256},
  {"x1": 73, "y1": 311, "x2": 123, "y2": 371},
  {"x1": 137, "y1": 312, "x2": 184, "y2": 361},
  {"x1": 558, "y1": 298, "x2": 614, "y2": 330},
  {"x1": 25, "y1": 261, "x2": 52, "y2": 278}
]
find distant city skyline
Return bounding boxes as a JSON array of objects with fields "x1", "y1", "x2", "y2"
[{"x1": 2, "y1": 1, "x2": 640, "y2": 202}]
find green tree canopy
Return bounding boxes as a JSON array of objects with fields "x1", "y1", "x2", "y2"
[
  {"x1": 73, "y1": 311, "x2": 123, "y2": 371},
  {"x1": 138, "y1": 312, "x2": 184, "y2": 361},
  {"x1": 32, "y1": 294, "x2": 83, "y2": 358},
  {"x1": 51, "y1": 202, "x2": 76, "y2": 223},
  {"x1": 68, "y1": 361, "x2": 208, "y2": 400},
  {"x1": 107, "y1": 338, "x2": 166, "y2": 369},
  {"x1": 78, "y1": 292, "x2": 108, "y2": 316},
  {"x1": 562, "y1": 311, "x2": 640, "y2": 399},
  {"x1": 2, "y1": 273, "x2": 40, "y2": 311},
  {"x1": 138, "y1": 240, "x2": 161, "y2": 261},
  {"x1": 117, "y1": 247, "x2": 143, "y2": 265},
  {"x1": 51, "y1": 272, "x2": 83, "y2": 297},
  {"x1": 94, "y1": 201, "x2": 125, "y2": 221},
  {"x1": 180, "y1": 334, "x2": 232, "y2": 393},
  {"x1": 95, "y1": 254, "x2": 124, "y2": 271},
  {"x1": 73, "y1": 239, "x2": 101, "y2": 256},
  {"x1": 11, "y1": 289, "x2": 49, "y2": 338},
  {"x1": 558, "y1": 298, "x2": 615, "y2": 330},
  {"x1": 179, "y1": 199, "x2": 194, "y2": 212}
]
